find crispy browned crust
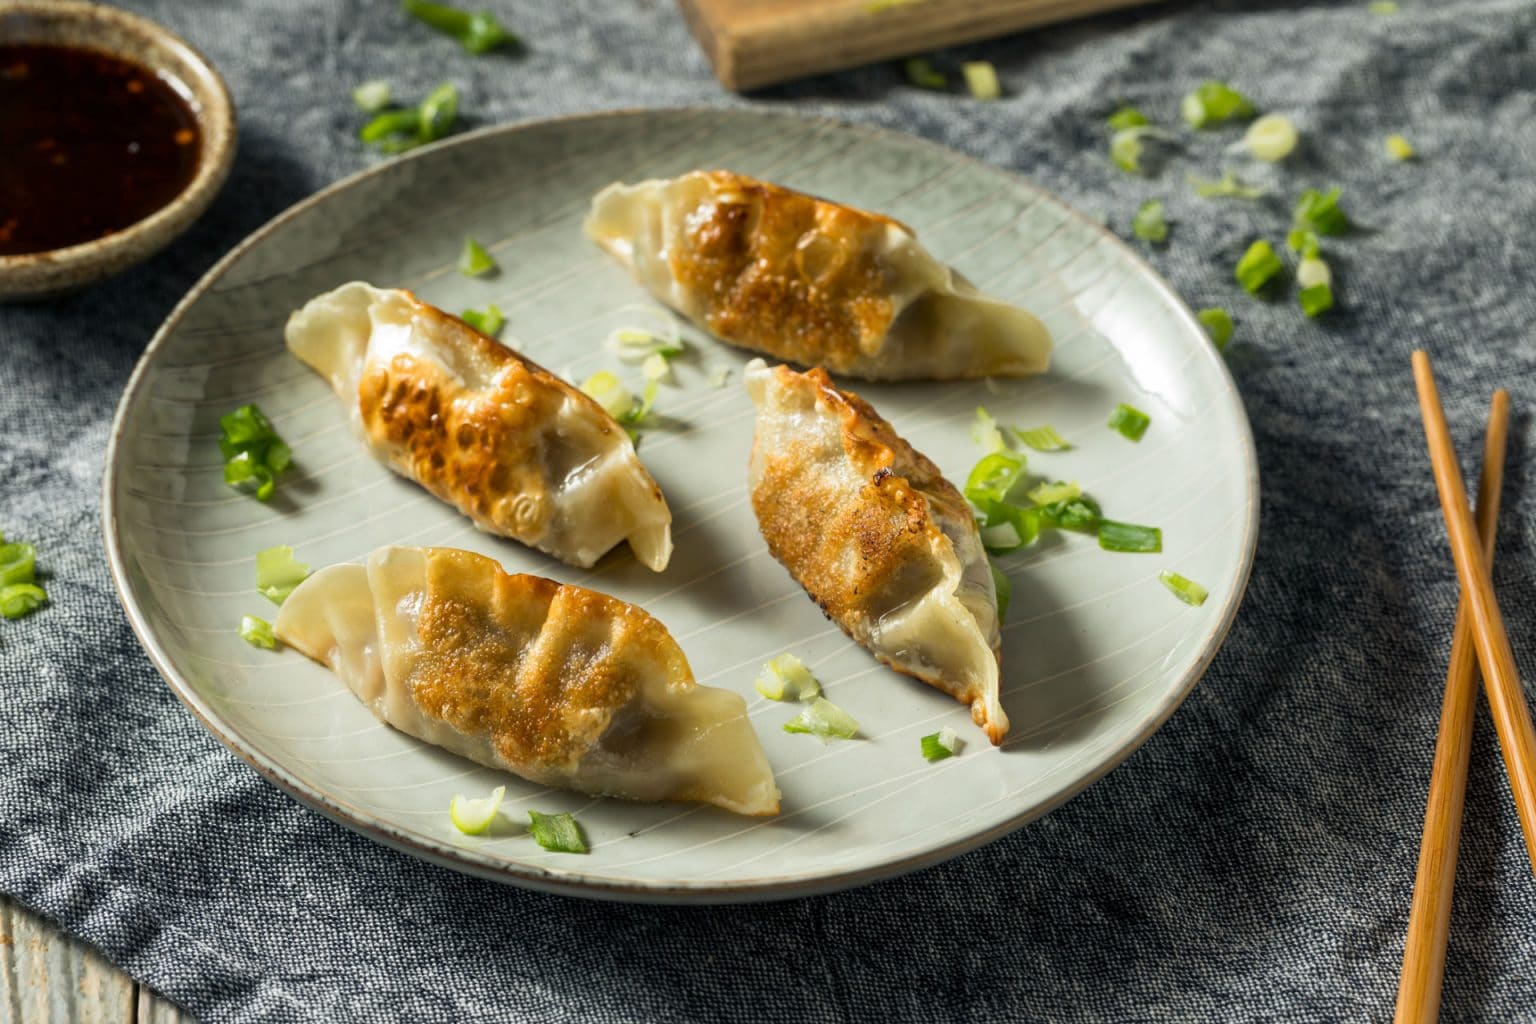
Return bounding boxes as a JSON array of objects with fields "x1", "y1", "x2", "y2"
[
  {"x1": 356, "y1": 293, "x2": 643, "y2": 544},
  {"x1": 406, "y1": 548, "x2": 692, "y2": 771},
  {"x1": 750, "y1": 365, "x2": 966, "y2": 638},
  {"x1": 671, "y1": 171, "x2": 912, "y2": 373}
]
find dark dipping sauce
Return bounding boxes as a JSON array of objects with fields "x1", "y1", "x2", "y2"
[{"x1": 0, "y1": 44, "x2": 201, "y2": 256}]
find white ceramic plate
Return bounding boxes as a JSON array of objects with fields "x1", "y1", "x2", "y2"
[{"x1": 104, "y1": 109, "x2": 1258, "y2": 903}]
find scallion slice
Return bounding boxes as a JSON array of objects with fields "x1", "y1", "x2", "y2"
[
  {"x1": 1038, "y1": 495, "x2": 1101, "y2": 531},
  {"x1": 361, "y1": 82, "x2": 459, "y2": 152},
  {"x1": 1292, "y1": 187, "x2": 1349, "y2": 236},
  {"x1": 458, "y1": 236, "x2": 496, "y2": 277},
  {"x1": 359, "y1": 108, "x2": 420, "y2": 144},
  {"x1": 1299, "y1": 283, "x2": 1334, "y2": 317},
  {"x1": 460, "y1": 304, "x2": 504, "y2": 337},
  {"x1": 0, "y1": 541, "x2": 36, "y2": 588},
  {"x1": 1107, "y1": 402, "x2": 1151, "y2": 441},
  {"x1": 605, "y1": 317, "x2": 685, "y2": 361},
  {"x1": 1158, "y1": 570, "x2": 1209, "y2": 606},
  {"x1": 1385, "y1": 133, "x2": 1416, "y2": 160},
  {"x1": 991, "y1": 562, "x2": 1012, "y2": 619},
  {"x1": 1181, "y1": 80, "x2": 1257, "y2": 129},
  {"x1": 528, "y1": 810, "x2": 587, "y2": 853},
  {"x1": 352, "y1": 80, "x2": 392, "y2": 113},
  {"x1": 1098, "y1": 520, "x2": 1163, "y2": 553},
  {"x1": 219, "y1": 404, "x2": 291, "y2": 502},
  {"x1": 1233, "y1": 113, "x2": 1298, "y2": 162},
  {"x1": 1297, "y1": 256, "x2": 1334, "y2": 316},
  {"x1": 402, "y1": 0, "x2": 518, "y2": 54},
  {"x1": 1187, "y1": 170, "x2": 1267, "y2": 200},
  {"x1": 255, "y1": 546, "x2": 310, "y2": 606},
  {"x1": 1013, "y1": 424, "x2": 1070, "y2": 452},
  {"x1": 970, "y1": 406, "x2": 1006, "y2": 452},
  {"x1": 975, "y1": 500, "x2": 1041, "y2": 552},
  {"x1": 962, "y1": 61, "x2": 1001, "y2": 101},
  {"x1": 783, "y1": 697, "x2": 860, "y2": 742},
  {"x1": 1106, "y1": 106, "x2": 1149, "y2": 130},
  {"x1": 0, "y1": 583, "x2": 46, "y2": 620},
  {"x1": 1132, "y1": 199, "x2": 1168, "y2": 244},
  {"x1": 755, "y1": 653, "x2": 822, "y2": 702},
  {"x1": 921, "y1": 726, "x2": 960, "y2": 762},
  {"x1": 1027, "y1": 480, "x2": 1081, "y2": 507},
  {"x1": 239, "y1": 615, "x2": 277, "y2": 650},
  {"x1": 641, "y1": 351, "x2": 670, "y2": 385},
  {"x1": 963, "y1": 450, "x2": 1026, "y2": 505},
  {"x1": 1197, "y1": 308, "x2": 1234, "y2": 350},
  {"x1": 903, "y1": 57, "x2": 947, "y2": 90},
  {"x1": 1110, "y1": 127, "x2": 1176, "y2": 174},
  {"x1": 449, "y1": 785, "x2": 506, "y2": 835},
  {"x1": 1286, "y1": 228, "x2": 1321, "y2": 258},
  {"x1": 1235, "y1": 239, "x2": 1284, "y2": 294},
  {"x1": 580, "y1": 371, "x2": 635, "y2": 420}
]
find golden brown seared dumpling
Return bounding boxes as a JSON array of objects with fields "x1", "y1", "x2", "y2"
[
  {"x1": 584, "y1": 170, "x2": 1051, "y2": 381},
  {"x1": 744, "y1": 360, "x2": 1006, "y2": 743},
  {"x1": 275, "y1": 545, "x2": 781, "y2": 816},
  {"x1": 285, "y1": 283, "x2": 672, "y2": 571}
]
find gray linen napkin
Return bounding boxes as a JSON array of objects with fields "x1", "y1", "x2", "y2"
[{"x1": 3, "y1": 0, "x2": 1535, "y2": 1019}]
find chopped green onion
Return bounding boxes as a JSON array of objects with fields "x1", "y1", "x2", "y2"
[
  {"x1": 641, "y1": 351, "x2": 670, "y2": 385},
  {"x1": 1159, "y1": 570, "x2": 1209, "y2": 606},
  {"x1": 449, "y1": 785, "x2": 506, "y2": 835},
  {"x1": 921, "y1": 727, "x2": 960, "y2": 762},
  {"x1": 580, "y1": 371, "x2": 635, "y2": 420},
  {"x1": 970, "y1": 406, "x2": 1006, "y2": 452},
  {"x1": 1013, "y1": 425, "x2": 1069, "y2": 452},
  {"x1": 903, "y1": 57, "x2": 947, "y2": 90},
  {"x1": 1197, "y1": 308, "x2": 1234, "y2": 351},
  {"x1": 1235, "y1": 239, "x2": 1284, "y2": 294},
  {"x1": 1132, "y1": 199, "x2": 1169, "y2": 244},
  {"x1": 1187, "y1": 170, "x2": 1267, "y2": 200},
  {"x1": 352, "y1": 80, "x2": 392, "y2": 113},
  {"x1": 975, "y1": 500, "x2": 1041, "y2": 552},
  {"x1": 1299, "y1": 282, "x2": 1334, "y2": 317},
  {"x1": 1385, "y1": 134, "x2": 1416, "y2": 160},
  {"x1": 1039, "y1": 495, "x2": 1101, "y2": 531},
  {"x1": 605, "y1": 321, "x2": 685, "y2": 362},
  {"x1": 1297, "y1": 255, "x2": 1333, "y2": 291},
  {"x1": 0, "y1": 542, "x2": 36, "y2": 588},
  {"x1": 783, "y1": 697, "x2": 860, "y2": 742},
  {"x1": 1106, "y1": 106, "x2": 1149, "y2": 130},
  {"x1": 1286, "y1": 228, "x2": 1321, "y2": 258},
  {"x1": 255, "y1": 545, "x2": 310, "y2": 606},
  {"x1": 359, "y1": 109, "x2": 421, "y2": 144},
  {"x1": 0, "y1": 583, "x2": 46, "y2": 620},
  {"x1": 1181, "y1": 80, "x2": 1257, "y2": 129},
  {"x1": 622, "y1": 377, "x2": 660, "y2": 428},
  {"x1": 528, "y1": 810, "x2": 587, "y2": 853},
  {"x1": 1293, "y1": 187, "x2": 1349, "y2": 236},
  {"x1": 1027, "y1": 479, "x2": 1081, "y2": 507},
  {"x1": 402, "y1": 0, "x2": 518, "y2": 54},
  {"x1": 963, "y1": 450, "x2": 1026, "y2": 505},
  {"x1": 1368, "y1": 1, "x2": 1399, "y2": 13},
  {"x1": 991, "y1": 562, "x2": 1012, "y2": 619},
  {"x1": 458, "y1": 236, "x2": 496, "y2": 277},
  {"x1": 962, "y1": 61, "x2": 1001, "y2": 101},
  {"x1": 460, "y1": 304, "x2": 504, "y2": 337},
  {"x1": 1109, "y1": 127, "x2": 1176, "y2": 174},
  {"x1": 360, "y1": 82, "x2": 458, "y2": 153},
  {"x1": 1235, "y1": 113, "x2": 1298, "y2": 162},
  {"x1": 1107, "y1": 402, "x2": 1151, "y2": 441},
  {"x1": 755, "y1": 653, "x2": 822, "y2": 702},
  {"x1": 239, "y1": 615, "x2": 277, "y2": 649},
  {"x1": 1098, "y1": 520, "x2": 1163, "y2": 553},
  {"x1": 219, "y1": 404, "x2": 291, "y2": 502}
]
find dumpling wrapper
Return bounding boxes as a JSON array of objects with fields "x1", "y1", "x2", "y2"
[
  {"x1": 584, "y1": 170, "x2": 1051, "y2": 381},
  {"x1": 275, "y1": 545, "x2": 780, "y2": 816},
  {"x1": 744, "y1": 360, "x2": 1006, "y2": 743},
  {"x1": 285, "y1": 282, "x2": 672, "y2": 571}
]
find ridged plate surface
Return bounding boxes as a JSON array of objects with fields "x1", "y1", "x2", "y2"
[{"x1": 105, "y1": 108, "x2": 1258, "y2": 902}]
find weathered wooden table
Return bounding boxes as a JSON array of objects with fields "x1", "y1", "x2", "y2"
[{"x1": 1, "y1": 896, "x2": 188, "y2": 1023}]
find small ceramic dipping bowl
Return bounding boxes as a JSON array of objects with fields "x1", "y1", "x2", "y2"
[{"x1": 0, "y1": 1, "x2": 235, "y2": 301}]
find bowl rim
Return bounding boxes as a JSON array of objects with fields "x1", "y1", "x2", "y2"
[{"x1": 0, "y1": 0, "x2": 236, "y2": 285}]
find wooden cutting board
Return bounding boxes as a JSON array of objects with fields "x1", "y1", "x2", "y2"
[{"x1": 677, "y1": 0, "x2": 1161, "y2": 91}]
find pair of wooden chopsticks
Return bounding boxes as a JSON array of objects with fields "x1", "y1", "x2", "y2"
[{"x1": 1394, "y1": 353, "x2": 1536, "y2": 1023}]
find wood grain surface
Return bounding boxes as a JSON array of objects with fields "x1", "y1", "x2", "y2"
[
  {"x1": 676, "y1": 0, "x2": 1161, "y2": 90},
  {"x1": 0, "y1": 896, "x2": 188, "y2": 1024}
]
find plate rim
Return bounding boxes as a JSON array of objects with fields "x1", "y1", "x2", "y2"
[{"x1": 102, "y1": 106, "x2": 1262, "y2": 904}]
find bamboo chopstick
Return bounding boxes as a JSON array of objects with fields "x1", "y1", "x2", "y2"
[
  {"x1": 1394, "y1": 389, "x2": 1510, "y2": 1024},
  {"x1": 1411, "y1": 351, "x2": 1536, "y2": 874}
]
